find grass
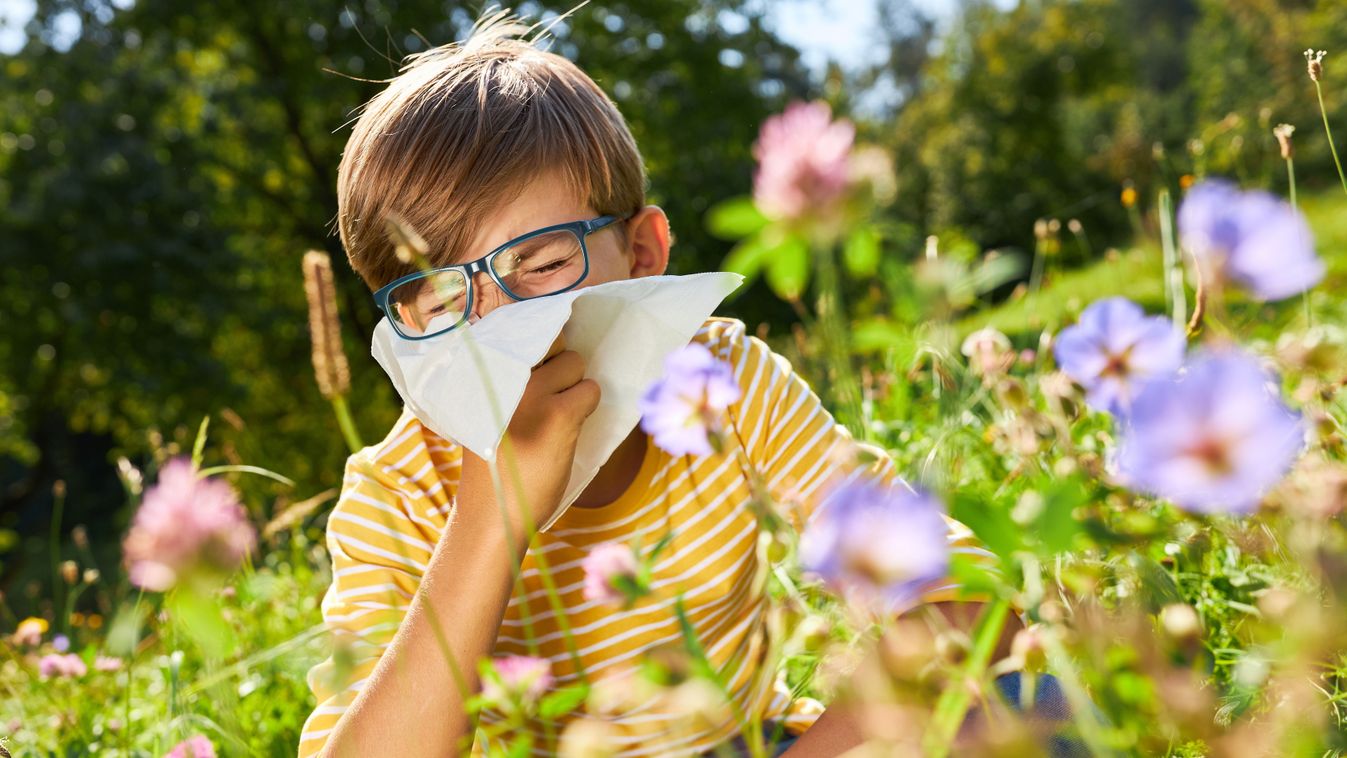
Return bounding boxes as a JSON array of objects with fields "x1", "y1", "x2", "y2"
[{"x1": 960, "y1": 190, "x2": 1347, "y2": 339}]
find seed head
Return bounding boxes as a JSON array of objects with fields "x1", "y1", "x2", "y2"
[
  {"x1": 301, "y1": 251, "x2": 351, "y2": 399},
  {"x1": 1274, "y1": 124, "x2": 1295, "y2": 160},
  {"x1": 1306, "y1": 49, "x2": 1326, "y2": 82},
  {"x1": 383, "y1": 212, "x2": 431, "y2": 269}
]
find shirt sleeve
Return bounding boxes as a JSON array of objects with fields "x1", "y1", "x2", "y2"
[
  {"x1": 718, "y1": 321, "x2": 992, "y2": 605},
  {"x1": 298, "y1": 451, "x2": 444, "y2": 758}
]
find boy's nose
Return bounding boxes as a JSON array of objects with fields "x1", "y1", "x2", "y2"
[{"x1": 467, "y1": 271, "x2": 509, "y2": 323}]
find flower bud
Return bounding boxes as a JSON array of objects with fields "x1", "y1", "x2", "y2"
[
  {"x1": 1011, "y1": 626, "x2": 1048, "y2": 673},
  {"x1": 1305, "y1": 49, "x2": 1326, "y2": 82},
  {"x1": 1273, "y1": 124, "x2": 1296, "y2": 160},
  {"x1": 60, "y1": 560, "x2": 78, "y2": 585},
  {"x1": 1159, "y1": 603, "x2": 1202, "y2": 644},
  {"x1": 83, "y1": 568, "x2": 100, "y2": 585},
  {"x1": 72, "y1": 525, "x2": 89, "y2": 550}
]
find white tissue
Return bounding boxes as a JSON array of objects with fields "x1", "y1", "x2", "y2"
[{"x1": 370, "y1": 272, "x2": 744, "y2": 531}]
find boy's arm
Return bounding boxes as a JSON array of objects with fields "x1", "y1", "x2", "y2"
[{"x1": 301, "y1": 338, "x2": 599, "y2": 758}]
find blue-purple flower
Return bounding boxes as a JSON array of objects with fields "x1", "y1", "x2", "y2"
[
  {"x1": 1054, "y1": 297, "x2": 1186, "y2": 417},
  {"x1": 1178, "y1": 179, "x2": 1323, "y2": 301},
  {"x1": 1116, "y1": 349, "x2": 1305, "y2": 515},
  {"x1": 639, "y1": 344, "x2": 742, "y2": 456},
  {"x1": 799, "y1": 477, "x2": 949, "y2": 610}
]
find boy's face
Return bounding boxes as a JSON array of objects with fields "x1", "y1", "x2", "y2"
[{"x1": 446, "y1": 171, "x2": 671, "y2": 326}]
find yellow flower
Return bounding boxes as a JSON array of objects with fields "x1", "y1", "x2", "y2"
[
  {"x1": 1121, "y1": 186, "x2": 1138, "y2": 209},
  {"x1": 1179, "y1": 174, "x2": 1196, "y2": 190},
  {"x1": 14, "y1": 617, "x2": 48, "y2": 646},
  {"x1": 88, "y1": 614, "x2": 104, "y2": 630},
  {"x1": 71, "y1": 612, "x2": 85, "y2": 627}
]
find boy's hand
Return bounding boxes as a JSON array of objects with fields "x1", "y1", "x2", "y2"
[{"x1": 459, "y1": 334, "x2": 600, "y2": 542}]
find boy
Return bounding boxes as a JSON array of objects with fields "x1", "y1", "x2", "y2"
[{"x1": 300, "y1": 10, "x2": 998, "y2": 758}]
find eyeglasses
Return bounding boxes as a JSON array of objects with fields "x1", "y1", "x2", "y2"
[{"x1": 373, "y1": 214, "x2": 625, "y2": 340}]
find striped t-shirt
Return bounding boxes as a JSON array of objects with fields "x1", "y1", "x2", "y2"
[{"x1": 300, "y1": 316, "x2": 986, "y2": 758}]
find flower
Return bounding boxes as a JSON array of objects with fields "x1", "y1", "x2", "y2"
[
  {"x1": 1116, "y1": 349, "x2": 1305, "y2": 515},
  {"x1": 163, "y1": 734, "x2": 215, "y2": 758},
  {"x1": 37, "y1": 653, "x2": 87, "y2": 679},
  {"x1": 12, "y1": 617, "x2": 47, "y2": 646},
  {"x1": 52, "y1": 633, "x2": 70, "y2": 653},
  {"x1": 122, "y1": 457, "x2": 256, "y2": 592},
  {"x1": 1053, "y1": 297, "x2": 1186, "y2": 417},
  {"x1": 752, "y1": 100, "x2": 855, "y2": 221},
  {"x1": 1273, "y1": 123, "x2": 1296, "y2": 160},
  {"x1": 482, "y1": 655, "x2": 553, "y2": 706},
  {"x1": 799, "y1": 477, "x2": 950, "y2": 611},
  {"x1": 581, "y1": 542, "x2": 642, "y2": 605},
  {"x1": 639, "y1": 344, "x2": 741, "y2": 457},
  {"x1": 1306, "y1": 49, "x2": 1326, "y2": 82},
  {"x1": 961, "y1": 328, "x2": 1014, "y2": 379},
  {"x1": 95, "y1": 655, "x2": 124, "y2": 672},
  {"x1": 1177, "y1": 179, "x2": 1323, "y2": 301}
]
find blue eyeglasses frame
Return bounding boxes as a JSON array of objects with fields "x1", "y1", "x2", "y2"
[{"x1": 372, "y1": 214, "x2": 625, "y2": 341}]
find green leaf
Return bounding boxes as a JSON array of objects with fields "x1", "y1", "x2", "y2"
[
  {"x1": 191, "y1": 415, "x2": 210, "y2": 470},
  {"x1": 720, "y1": 234, "x2": 773, "y2": 283},
  {"x1": 538, "y1": 684, "x2": 590, "y2": 719},
  {"x1": 170, "y1": 586, "x2": 237, "y2": 658},
  {"x1": 764, "y1": 234, "x2": 809, "y2": 301},
  {"x1": 1033, "y1": 478, "x2": 1086, "y2": 556},
  {"x1": 842, "y1": 225, "x2": 881, "y2": 277},
  {"x1": 851, "y1": 318, "x2": 913, "y2": 357},
  {"x1": 706, "y1": 196, "x2": 769, "y2": 240},
  {"x1": 950, "y1": 492, "x2": 1023, "y2": 561}
]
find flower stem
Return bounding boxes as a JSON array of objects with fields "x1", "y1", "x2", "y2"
[
  {"x1": 1315, "y1": 81, "x2": 1347, "y2": 197},
  {"x1": 1158, "y1": 189, "x2": 1186, "y2": 329},
  {"x1": 812, "y1": 242, "x2": 866, "y2": 439},
  {"x1": 329, "y1": 394, "x2": 364, "y2": 455},
  {"x1": 923, "y1": 596, "x2": 1011, "y2": 757},
  {"x1": 1284, "y1": 156, "x2": 1312, "y2": 327}
]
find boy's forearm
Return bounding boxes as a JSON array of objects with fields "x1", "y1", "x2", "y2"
[{"x1": 319, "y1": 473, "x2": 531, "y2": 758}]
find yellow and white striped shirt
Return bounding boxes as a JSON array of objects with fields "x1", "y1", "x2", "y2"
[{"x1": 300, "y1": 317, "x2": 985, "y2": 757}]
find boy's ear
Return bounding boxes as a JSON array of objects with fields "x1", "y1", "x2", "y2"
[{"x1": 625, "y1": 205, "x2": 671, "y2": 277}]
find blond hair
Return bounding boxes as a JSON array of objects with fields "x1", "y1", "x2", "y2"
[{"x1": 336, "y1": 7, "x2": 647, "y2": 291}]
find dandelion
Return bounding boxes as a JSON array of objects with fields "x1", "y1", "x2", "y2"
[
  {"x1": 1053, "y1": 298, "x2": 1186, "y2": 417},
  {"x1": 752, "y1": 100, "x2": 855, "y2": 221},
  {"x1": 37, "y1": 653, "x2": 87, "y2": 679},
  {"x1": 163, "y1": 734, "x2": 215, "y2": 758},
  {"x1": 12, "y1": 617, "x2": 47, "y2": 646},
  {"x1": 122, "y1": 457, "x2": 256, "y2": 592},
  {"x1": 638, "y1": 343, "x2": 741, "y2": 456},
  {"x1": 1177, "y1": 179, "x2": 1323, "y2": 301},
  {"x1": 481, "y1": 655, "x2": 553, "y2": 706},
  {"x1": 1116, "y1": 349, "x2": 1305, "y2": 515},
  {"x1": 581, "y1": 542, "x2": 643, "y2": 605},
  {"x1": 799, "y1": 477, "x2": 950, "y2": 611}
]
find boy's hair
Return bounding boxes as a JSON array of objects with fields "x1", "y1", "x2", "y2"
[{"x1": 336, "y1": 7, "x2": 647, "y2": 291}]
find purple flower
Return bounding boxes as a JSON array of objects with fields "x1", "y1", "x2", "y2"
[
  {"x1": 581, "y1": 542, "x2": 642, "y2": 605},
  {"x1": 639, "y1": 344, "x2": 742, "y2": 457},
  {"x1": 753, "y1": 101, "x2": 856, "y2": 221},
  {"x1": 52, "y1": 633, "x2": 70, "y2": 653},
  {"x1": 799, "y1": 477, "x2": 949, "y2": 611},
  {"x1": 38, "y1": 653, "x2": 87, "y2": 679},
  {"x1": 482, "y1": 655, "x2": 553, "y2": 706},
  {"x1": 1054, "y1": 297, "x2": 1186, "y2": 416},
  {"x1": 122, "y1": 457, "x2": 256, "y2": 592},
  {"x1": 1117, "y1": 349, "x2": 1305, "y2": 515},
  {"x1": 1178, "y1": 179, "x2": 1323, "y2": 301},
  {"x1": 163, "y1": 734, "x2": 215, "y2": 758}
]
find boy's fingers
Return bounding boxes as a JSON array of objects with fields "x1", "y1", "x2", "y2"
[
  {"x1": 559, "y1": 378, "x2": 601, "y2": 420},
  {"x1": 528, "y1": 350, "x2": 587, "y2": 396},
  {"x1": 539, "y1": 334, "x2": 567, "y2": 365}
]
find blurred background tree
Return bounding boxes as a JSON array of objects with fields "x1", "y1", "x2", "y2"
[{"x1": 3, "y1": 0, "x2": 1346, "y2": 616}]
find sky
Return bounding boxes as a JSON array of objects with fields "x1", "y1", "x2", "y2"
[{"x1": 0, "y1": 0, "x2": 986, "y2": 61}]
